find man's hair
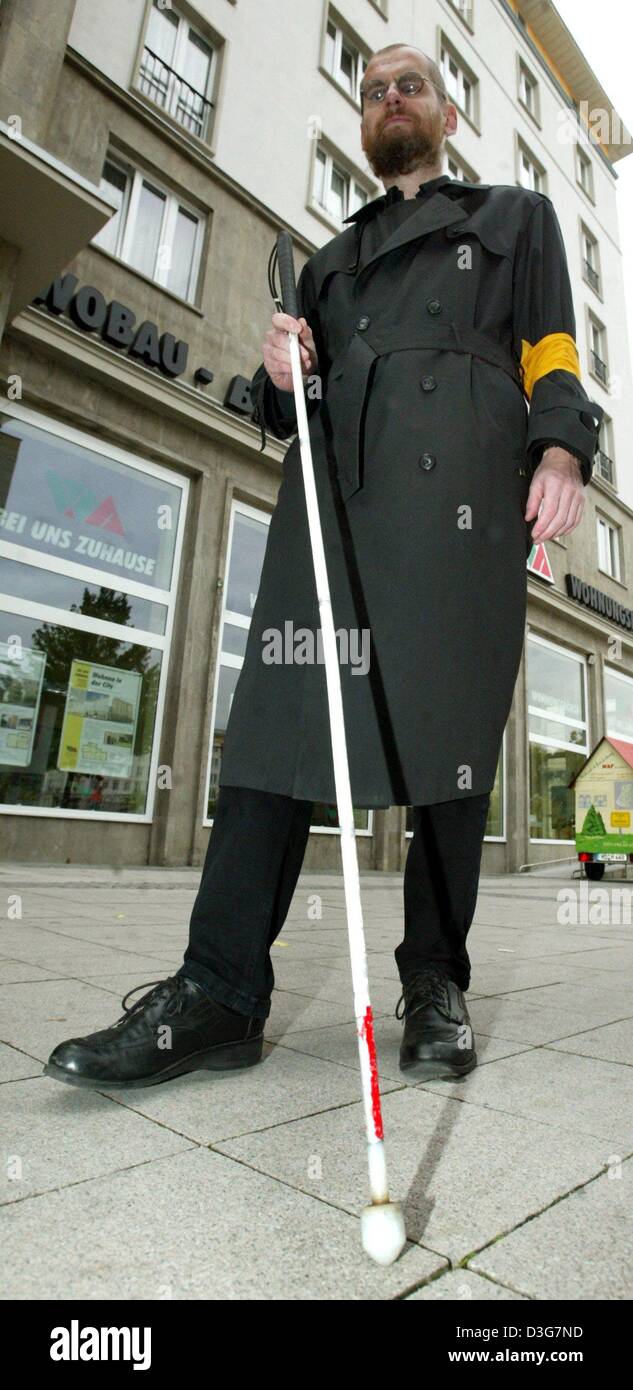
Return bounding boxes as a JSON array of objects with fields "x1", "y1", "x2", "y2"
[{"x1": 364, "y1": 44, "x2": 448, "y2": 104}]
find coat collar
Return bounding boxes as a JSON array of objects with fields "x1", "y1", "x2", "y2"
[
  {"x1": 308, "y1": 177, "x2": 495, "y2": 301},
  {"x1": 347, "y1": 179, "x2": 492, "y2": 283},
  {"x1": 342, "y1": 172, "x2": 456, "y2": 224}
]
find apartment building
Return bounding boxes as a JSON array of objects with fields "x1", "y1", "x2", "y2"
[{"x1": 0, "y1": 0, "x2": 631, "y2": 871}]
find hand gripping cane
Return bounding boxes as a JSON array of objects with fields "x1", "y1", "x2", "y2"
[{"x1": 274, "y1": 231, "x2": 406, "y2": 1268}]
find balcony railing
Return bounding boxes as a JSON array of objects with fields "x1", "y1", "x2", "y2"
[
  {"x1": 590, "y1": 348, "x2": 608, "y2": 384},
  {"x1": 595, "y1": 449, "x2": 614, "y2": 484},
  {"x1": 139, "y1": 46, "x2": 213, "y2": 139},
  {"x1": 583, "y1": 257, "x2": 600, "y2": 293}
]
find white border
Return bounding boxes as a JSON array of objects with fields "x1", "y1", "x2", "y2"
[
  {"x1": 0, "y1": 400, "x2": 189, "y2": 822},
  {"x1": 526, "y1": 631, "x2": 589, "y2": 846}
]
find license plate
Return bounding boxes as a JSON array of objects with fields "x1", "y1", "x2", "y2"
[{"x1": 595, "y1": 853, "x2": 628, "y2": 861}]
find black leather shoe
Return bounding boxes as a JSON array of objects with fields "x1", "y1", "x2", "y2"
[
  {"x1": 396, "y1": 964, "x2": 477, "y2": 1081},
  {"x1": 43, "y1": 975, "x2": 265, "y2": 1090}
]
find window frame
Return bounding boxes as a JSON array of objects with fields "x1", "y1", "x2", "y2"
[
  {"x1": 604, "y1": 665, "x2": 633, "y2": 744},
  {"x1": 587, "y1": 307, "x2": 609, "y2": 389},
  {"x1": 445, "y1": 142, "x2": 479, "y2": 183},
  {"x1": 438, "y1": 33, "x2": 480, "y2": 132},
  {"x1": 0, "y1": 400, "x2": 190, "y2": 824},
  {"x1": 322, "y1": 10, "x2": 370, "y2": 108},
  {"x1": 92, "y1": 153, "x2": 205, "y2": 306},
  {"x1": 526, "y1": 633, "x2": 590, "y2": 846},
  {"x1": 309, "y1": 140, "x2": 372, "y2": 229},
  {"x1": 135, "y1": 0, "x2": 218, "y2": 145},
  {"x1": 447, "y1": 0, "x2": 475, "y2": 33},
  {"x1": 515, "y1": 134, "x2": 546, "y2": 194},
  {"x1": 517, "y1": 55, "x2": 541, "y2": 127},
  {"x1": 576, "y1": 143, "x2": 596, "y2": 203},
  {"x1": 579, "y1": 218, "x2": 602, "y2": 300},
  {"x1": 596, "y1": 513, "x2": 622, "y2": 583}
]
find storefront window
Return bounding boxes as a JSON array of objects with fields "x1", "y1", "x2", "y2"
[
  {"x1": 204, "y1": 499, "x2": 370, "y2": 832},
  {"x1": 527, "y1": 636, "x2": 588, "y2": 841},
  {"x1": 0, "y1": 407, "x2": 188, "y2": 819},
  {"x1": 604, "y1": 666, "x2": 633, "y2": 742}
]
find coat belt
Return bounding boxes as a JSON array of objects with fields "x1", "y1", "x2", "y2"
[{"x1": 325, "y1": 324, "x2": 523, "y2": 502}]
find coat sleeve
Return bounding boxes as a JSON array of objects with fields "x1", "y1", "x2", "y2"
[
  {"x1": 249, "y1": 257, "x2": 327, "y2": 452},
  {"x1": 512, "y1": 194, "x2": 604, "y2": 486}
]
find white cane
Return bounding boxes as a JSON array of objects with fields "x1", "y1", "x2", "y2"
[{"x1": 274, "y1": 231, "x2": 406, "y2": 1267}]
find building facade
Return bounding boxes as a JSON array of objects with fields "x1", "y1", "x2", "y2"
[{"x1": 0, "y1": 0, "x2": 631, "y2": 872}]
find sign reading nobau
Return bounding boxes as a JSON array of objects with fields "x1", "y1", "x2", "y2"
[{"x1": 33, "y1": 273, "x2": 192, "y2": 380}]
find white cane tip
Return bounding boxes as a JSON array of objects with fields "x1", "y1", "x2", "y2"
[{"x1": 360, "y1": 1201, "x2": 407, "y2": 1266}]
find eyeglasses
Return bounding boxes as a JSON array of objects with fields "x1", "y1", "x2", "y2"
[{"x1": 360, "y1": 71, "x2": 446, "y2": 107}]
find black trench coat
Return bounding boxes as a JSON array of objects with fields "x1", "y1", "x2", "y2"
[{"x1": 219, "y1": 176, "x2": 604, "y2": 807}]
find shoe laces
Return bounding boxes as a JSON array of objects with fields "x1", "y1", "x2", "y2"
[
  {"x1": 117, "y1": 975, "x2": 190, "y2": 1024},
  {"x1": 395, "y1": 964, "x2": 451, "y2": 1021}
]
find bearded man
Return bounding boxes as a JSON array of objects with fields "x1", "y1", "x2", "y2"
[{"x1": 45, "y1": 44, "x2": 603, "y2": 1092}]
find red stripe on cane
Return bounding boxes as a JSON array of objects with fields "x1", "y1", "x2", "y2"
[{"x1": 359, "y1": 1005, "x2": 384, "y2": 1140}]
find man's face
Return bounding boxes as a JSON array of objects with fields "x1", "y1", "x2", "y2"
[{"x1": 360, "y1": 49, "x2": 455, "y2": 178}]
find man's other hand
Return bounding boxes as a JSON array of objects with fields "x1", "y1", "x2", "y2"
[
  {"x1": 263, "y1": 312, "x2": 319, "y2": 393},
  {"x1": 525, "y1": 447, "x2": 586, "y2": 541}
]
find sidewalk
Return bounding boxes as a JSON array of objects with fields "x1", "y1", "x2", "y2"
[{"x1": 1, "y1": 862, "x2": 632, "y2": 1301}]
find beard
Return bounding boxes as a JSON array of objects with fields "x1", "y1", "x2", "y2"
[{"x1": 362, "y1": 111, "x2": 444, "y2": 178}]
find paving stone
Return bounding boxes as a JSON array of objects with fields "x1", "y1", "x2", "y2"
[
  {"x1": 548, "y1": 1018, "x2": 633, "y2": 1066},
  {"x1": 215, "y1": 1086, "x2": 608, "y2": 1263},
  {"x1": 470, "y1": 1160, "x2": 633, "y2": 1299},
  {"x1": 421, "y1": 1045, "x2": 633, "y2": 1145},
  {"x1": 0, "y1": 1042, "x2": 41, "y2": 1083},
  {"x1": 0, "y1": 1077, "x2": 193, "y2": 1205},
  {"x1": 0, "y1": 1147, "x2": 444, "y2": 1300}
]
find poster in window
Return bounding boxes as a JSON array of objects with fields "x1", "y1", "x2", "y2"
[
  {"x1": 58, "y1": 660, "x2": 142, "y2": 779},
  {"x1": 0, "y1": 642, "x2": 46, "y2": 767}
]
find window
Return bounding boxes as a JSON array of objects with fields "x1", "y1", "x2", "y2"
[
  {"x1": 138, "y1": 0, "x2": 216, "y2": 141},
  {"x1": 0, "y1": 404, "x2": 188, "y2": 820},
  {"x1": 92, "y1": 156, "x2": 204, "y2": 304},
  {"x1": 440, "y1": 40, "x2": 477, "y2": 124},
  {"x1": 595, "y1": 414, "x2": 614, "y2": 485},
  {"x1": 604, "y1": 667, "x2": 633, "y2": 742},
  {"x1": 527, "y1": 636, "x2": 589, "y2": 842},
  {"x1": 517, "y1": 138, "x2": 545, "y2": 192},
  {"x1": 588, "y1": 313, "x2": 608, "y2": 386},
  {"x1": 448, "y1": 0, "x2": 474, "y2": 28},
  {"x1": 576, "y1": 144, "x2": 595, "y2": 200},
  {"x1": 581, "y1": 224, "x2": 601, "y2": 295},
  {"x1": 597, "y1": 516, "x2": 621, "y2": 581},
  {"x1": 446, "y1": 146, "x2": 478, "y2": 182},
  {"x1": 311, "y1": 144, "x2": 369, "y2": 224},
  {"x1": 203, "y1": 500, "x2": 370, "y2": 834},
  {"x1": 518, "y1": 59, "x2": 539, "y2": 122},
  {"x1": 324, "y1": 14, "x2": 369, "y2": 105}
]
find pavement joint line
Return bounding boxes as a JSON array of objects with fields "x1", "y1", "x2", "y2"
[
  {"x1": 0, "y1": 1143, "x2": 202, "y2": 1212},
  {"x1": 539, "y1": 1041, "x2": 633, "y2": 1066},
  {"x1": 452, "y1": 1157, "x2": 633, "y2": 1288},
  {"x1": 412, "y1": 1067, "x2": 633, "y2": 1143}
]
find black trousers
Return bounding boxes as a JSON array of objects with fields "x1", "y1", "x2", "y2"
[{"x1": 177, "y1": 784, "x2": 491, "y2": 1021}]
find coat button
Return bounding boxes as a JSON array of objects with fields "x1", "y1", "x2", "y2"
[
  {"x1": 421, "y1": 374, "x2": 437, "y2": 391},
  {"x1": 426, "y1": 299, "x2": 442, "y2": 315},
  {"x1": 419, "y1": 453, "x2": 436, "y2": 470},
  {"x1": 356, "y1": 315, "x2": 370, "y2": 330}
]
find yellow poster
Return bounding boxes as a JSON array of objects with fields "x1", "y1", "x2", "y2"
[{"x1": 58, "y1": 660, "x2": 141, "y2": 779}]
